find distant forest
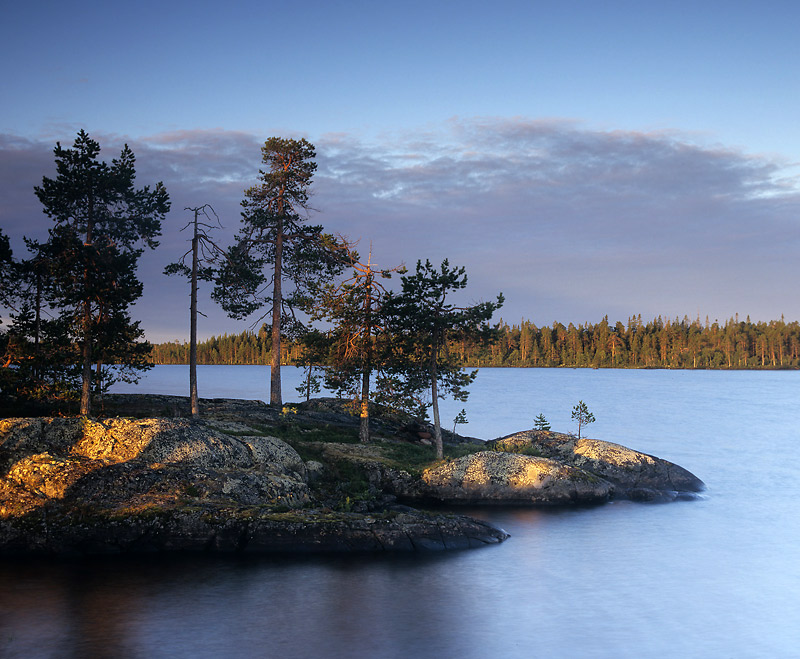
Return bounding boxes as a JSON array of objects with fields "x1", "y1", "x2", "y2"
[{"x1": 151, "y1": 315, "x2": 800, "y2": 369}]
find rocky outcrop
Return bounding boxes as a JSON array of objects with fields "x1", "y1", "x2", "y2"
[
  {"x1": 411, "y1": 451, "x2": 614, "y2": 505},
  {"x1": 0, "y1": 507, "x2": 508, "y2": 556},
  {"x1": 487, "y1": 431, "x2": 705, "y2": 501},
  {"x1": 0, "y1": 416, "x2": 508, "y2": 555},
  {"x1": 0, "y1": 417, "x2": 312, "y2": 518},
  {"x1": 96, "y1": 395, "x2": 483, "y2": 445},
  {"x1": 0, "y1": 397, "x2": 706, "y2": 555}
]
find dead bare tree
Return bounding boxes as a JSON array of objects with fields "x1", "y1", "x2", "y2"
[{"x1": 164, "y1": 204, "x2": 224, "y2": 417}]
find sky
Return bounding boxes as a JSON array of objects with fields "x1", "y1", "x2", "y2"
[{"x1": 1, "y1": 0, "x2": 799, "y2": 342}]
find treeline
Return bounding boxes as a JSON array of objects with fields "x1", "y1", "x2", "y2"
[
  {"x1": 152, "y1": 326, "x2": 302, "y2": 366},
  {"x1": 488, "y1": 315, "x2": 800, "y2": 368},
  {"x1": 151, "y1": 314, "x2": 800, "y2": 369}
]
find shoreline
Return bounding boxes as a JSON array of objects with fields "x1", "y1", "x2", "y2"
[{"x1": 0, "y1": 394, "x2": 703, "y2": 556}]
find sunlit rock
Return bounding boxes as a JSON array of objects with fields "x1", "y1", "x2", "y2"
[
  {"x1": 488, "y1": 430, "x2": 705, "y2": 500},
  {"x1": 417, "y1": 451, "x2": 613, "y2": 504},
  {"x1": 0, "y1": 414, "x2": 509, "y2": 555},
  {"x1": 0, "y1": 417, "x2": 312, "y2": 518}
]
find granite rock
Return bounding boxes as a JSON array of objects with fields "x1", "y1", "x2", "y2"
[
  {"x1": 488, "y1": 430, "x2": 704, "y2": 500},
  {"x1": 412, "y1": 450, "x2": 613, "y2": 504}
]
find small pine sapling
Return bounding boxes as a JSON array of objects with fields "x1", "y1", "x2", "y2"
[
  {"x1": 571, "y1": 400, "x2": 595, "y2": 439},
  {"x1": 453, "y1": 408, "x2": 469, "y2": 435},
  {"x1": 296, "y1": 369, "x2": 322, "y2": 401},
  {"x1": 533, "y1": 413, "x2": 551, "y2": 431}
]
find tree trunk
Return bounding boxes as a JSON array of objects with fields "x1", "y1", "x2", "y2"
[
  {"x1": 80, "y1": 190, "x2": 94, "y2": 416},
  {"x1": 189, "y1": 220, "x2": 199, "y2": 417},
  {"x1": 430, "y1": 336, "x2": 443, "y2": 459},
  {"x1": 80, "y1": 298, "x2": 92, "y2": 415},
  {"x1": 270, "y1": 227, "x2": 283, "y2": 407},
  {"x1": 359, "y1": 367, "x2": 370, "y2": 443},
  {"x1": 359, "y1": 280, "x2": 373, "y2": 443},
  {"x1": 33, "y1": 268, "x2": 42, "y2": 381},
  {"x1": 94, "y1": 361, "x2": 103, "y2": 394}
]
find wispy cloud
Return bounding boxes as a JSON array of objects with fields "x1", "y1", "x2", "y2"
[{"x1": 2, "y1": 119, "x2": 799, "y2": 340}]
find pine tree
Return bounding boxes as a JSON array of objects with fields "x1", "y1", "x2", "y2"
[
  {"x1": 453, "y1": 408, "x2": 469, "y2": 435},
  {"x1": 33, "y1": 131, "x2": 169, "y2": 415},
  {"x1": 213, "y1": 138, "x2": 346, "y2": 406},
  {"x1": 294, "y1": 329, "x2": 330, "y2": 402},
  {"x1": 383, "y1": 259, "x2": 503, "y2": 459},
  {"x1": 571, "y1": 400, "x2": 595, "y2": 439},
  {"x1": 313, "y1": 250, "x2": 404, "y2": 442}
]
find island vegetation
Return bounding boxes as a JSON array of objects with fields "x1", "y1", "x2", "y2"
[
  {"x1": 0, "y1": 394, "x2": 703, "y2": 555},
  {"x1": 0, "y1": 131, "x2": 503, "y2": 431}
]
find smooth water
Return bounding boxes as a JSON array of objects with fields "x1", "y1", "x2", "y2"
[{"x1": 2, "y1": 367, "x2": 799, "y2": 658}]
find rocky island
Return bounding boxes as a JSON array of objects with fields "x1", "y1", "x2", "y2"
[{"x1": 0, "y1": 395, "x2": 704, "y2": 556}]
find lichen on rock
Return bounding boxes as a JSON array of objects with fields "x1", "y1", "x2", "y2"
[
  {"x1": 0, "y1": 417, "x2": 313, "y2": 518},
  {"x1": 416, "y1": 451, "x2": 614, "y2": 504},
  {"x1": 488, "y1": 430, "x2": 704, "y2": 500},
  {"x1": 0, "y1": 395, "x2": 705, "y2": 555},
  {"x1": 0, "y1": 411, "x2": 510, "y2": 555}
]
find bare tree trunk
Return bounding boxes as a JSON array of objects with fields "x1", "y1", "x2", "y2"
[{"x1": 190, "y1": 220, "x2": 199, "y2": 417}]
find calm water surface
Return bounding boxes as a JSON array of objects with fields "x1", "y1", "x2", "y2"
[{"x1": 2, "y1": 367, "x2": 799, "y2": 658}]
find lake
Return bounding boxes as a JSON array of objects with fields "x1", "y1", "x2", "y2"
[{"x1": 2, "y1": 366, "x2": 799, "y2": 658}]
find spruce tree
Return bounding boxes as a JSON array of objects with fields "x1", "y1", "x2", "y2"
[
  {"x1": 533, "y1": 413, "x2": 551, "y2": 431},
  {"x1": 0, "y1": 230, "x2": 14, "y2": 310}
]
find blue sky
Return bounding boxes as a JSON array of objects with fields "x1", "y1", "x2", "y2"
[{"x1": 2, "y1": 1, "x2": 799, "y2": 341}]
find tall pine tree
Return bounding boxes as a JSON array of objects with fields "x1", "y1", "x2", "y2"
[
  {"x1": 34, "y1": 130, "x2": 169, "y2": 415},
  {"x1": 213, "y1": 137, "x2": 346, "y2": 406}
]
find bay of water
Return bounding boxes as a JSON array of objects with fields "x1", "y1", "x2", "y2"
[{"x1": 2, "y1": 366, "x2": 799, "y2": 658}]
